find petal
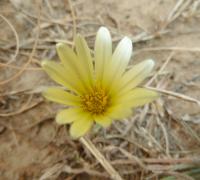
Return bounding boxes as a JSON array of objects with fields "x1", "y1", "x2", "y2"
[
  {"x1": 94, "y1": 115, "x2": 112, "y2": 127},
  {"x1": 106, "y1": 105, "x2": 133, "y2": 120},
  {"x1": 41, "y1": 60, "x2": 85, "y2": 94},
  {"x1": 75, "y1": 35, "x2": 94, "y2": 88},
  {"x1": 94, "y1": 27, "x2": 112, "y2": 82},
  {"x1": 118, "y1": 59, "x2": 155, "y2": 94},
  {"x1": 111, "y1": 37, "x2": 132, "y2": 75},
  {"x1": 104, "y1": 37, "x2": 132, "y2": 90},
  {"x1": 56, "y1": 43, "x2": 90, "y2": 92},
  {"x1": 56, "y1": 108, "x2": 86, "y2": 124},
  {"x1": 117, "y1": 88, "x2": 158, "y2": 107},
  {"x1": 70, "y1": 114, "x2": 93, "y2": 139},
  {"x1": 43, "y1": 87, "x2": 80, "y2": 106},
  {"x1": 42, "y1": 60, "x2": 73, "y2": 91},
  {"x1": 107, "y1": 88, "x2": 158, "y2": 120}
]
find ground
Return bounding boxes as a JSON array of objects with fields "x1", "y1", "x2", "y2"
[{"x1": 0, "y1": 0, "x2": 200, "y2": 180}]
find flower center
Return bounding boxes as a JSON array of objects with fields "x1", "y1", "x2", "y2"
[{"x1": 81, "y1": 87, "x2": 109, "y2": 115}]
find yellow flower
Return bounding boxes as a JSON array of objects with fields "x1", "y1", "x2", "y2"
[{"x1": 42, "y1": 27, "x2": 158, "y2": 139}]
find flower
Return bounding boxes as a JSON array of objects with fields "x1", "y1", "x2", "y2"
[{"x1": 42, "y1": 27, "x2": 158, "y2": 139}]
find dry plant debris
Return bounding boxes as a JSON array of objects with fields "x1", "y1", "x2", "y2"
[{"x1": 0, "y1": 0, "x2": 200, "y2": 179}]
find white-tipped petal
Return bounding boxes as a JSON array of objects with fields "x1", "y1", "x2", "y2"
[
  {"x1": 94, "y1": 27, "x2": 112, "y2": 81},
  {"x1": 117, "y1": 59, "x2": 155, "y2": 94},
  {"x1": 103, "y1": 37, "x2": 132, "y2": 90},
  {"x1": 111, "y1": 36, "x2": 132, "y2": 74}
]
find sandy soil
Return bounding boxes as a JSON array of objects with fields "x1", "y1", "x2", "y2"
[{"x1": 0, "y1": 0, "x2": 200, "y2": 179}]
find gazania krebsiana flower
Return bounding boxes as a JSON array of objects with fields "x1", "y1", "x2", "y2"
[{"x1": 42, "y1": 27, "x2": 158, "y2": 138}]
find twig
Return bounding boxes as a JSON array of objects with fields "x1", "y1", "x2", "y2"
[
  {"x1": 0, "y1": 14, "x2": 19, "y2": 64},
  {"x1": 111, "y1": 156, "x2": 200, "y2": 165},
  {"x1": 167, "y1": 0, "x2": 185, "y2": 21},
  {"x1": 80, "y1": 136, "x2": 124, "y2": 180},
  {"x1": 169, "y1": 0, "x2": 192, "y2": 23},
  {"x1": 0, "y1": 98, "x2": 43, "y2": 117},
  {"x1": 146, "y1": 51, "x2": 174, "y2": 86},
  {"x1": 162, "y1": 0, "x2": 192, "y2": 30},
  {"x1": 0, "y1": 4, "x2": 41, "y2": 85},
  {"x1": 68, "y1": 0, "x2": 77, "y2": 40},
  {"x1": 135, "y1": 46, "x2": 200, "y2": 55},
  {"x1": 145, "y1": 86, "x2": 200, "y2": 106},
  {"x1": 0, "y1": 62, "x2": 42, "y2": 71},
  {"x1": 156, "y1": 116, "x2": 170, "y2": 157}
]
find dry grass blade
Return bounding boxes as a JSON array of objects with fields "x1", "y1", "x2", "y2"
[
  {"x1": 0, "y1": 14, "x2": 19, "y2": 64},
  {"x1": 80, "y1": 136, "x2": 124, "y2": 180},
  {"x1": 68, "y1": 0, "x2": 77, "y2": 39},
  {"x1": 145, "y1": 86, "x2": 200, "y2": 106},
  {"x1": 135, "y1": 46, "x2": 200, "y2": 54},
  {"x1": 0, "y1": 6, "x2": 41, "y2": 85},
  {"x1": 146, "y1": 51, "x2": 174, "y2": 86}
]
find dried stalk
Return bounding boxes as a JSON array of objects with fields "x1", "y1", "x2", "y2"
[{"x1": 80, "y1": 136, "x2": 123, "y2": 180}]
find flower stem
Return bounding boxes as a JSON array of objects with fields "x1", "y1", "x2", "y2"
[{"x1": 80, "y1": 136, "x2": 123, "y2": 180}]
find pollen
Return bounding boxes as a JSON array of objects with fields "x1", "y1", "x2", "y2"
[{"x1": 81, "y1": 87, "x2": 109, "y2": 115}]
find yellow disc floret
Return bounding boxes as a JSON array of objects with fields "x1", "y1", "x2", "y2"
[{"x1": 81, "y1": 86, "x2": 109, "y2": 115}]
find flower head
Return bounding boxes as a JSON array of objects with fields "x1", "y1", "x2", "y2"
[{"x1": 42, "y1": 27, "x2": 158, "y2": 138}]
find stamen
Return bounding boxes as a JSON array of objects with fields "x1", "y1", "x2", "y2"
[{"x1": 81, "y1": 86, "x2": 109, "y2": 114}]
